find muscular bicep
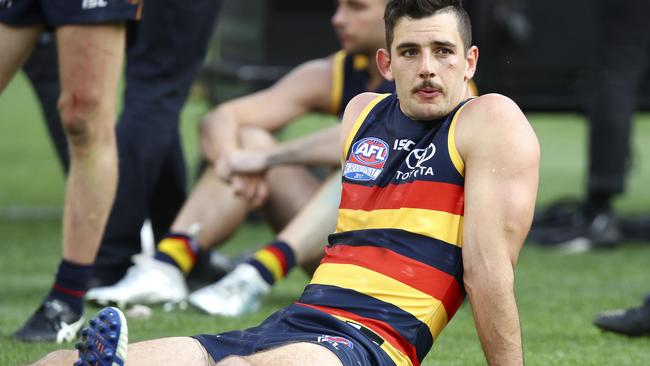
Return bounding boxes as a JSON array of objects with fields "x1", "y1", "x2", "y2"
[
  {"x1": 226, "y1": 58, "x2": 334, "y2": 131},
  {"x1": 460, "y1": 95, "x2": 540, "y2": 269}
]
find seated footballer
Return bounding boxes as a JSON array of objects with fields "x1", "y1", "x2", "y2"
[{"x1": 31, "y1": 0, "x2": 539, "y2": 365}]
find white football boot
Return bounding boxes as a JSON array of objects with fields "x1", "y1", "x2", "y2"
[
  {"x1": 188, "y1": 263, "x2": 270, "y2": 317},
  {"x1": 86, "y1": 254, "x2": 188, "y2": 307}
]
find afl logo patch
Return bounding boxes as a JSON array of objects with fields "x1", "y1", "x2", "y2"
[{"x1": 344, "y1": 137, "x2": 389, "y2": 181}]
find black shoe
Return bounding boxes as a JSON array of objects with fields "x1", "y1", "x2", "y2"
[
  {"x1": 14, "y1": 299, "x2": 85, "y2": 343},
  {"x1": 528, "y1": 199, "x2": 583, "y2": 243},
  {"x1": 529, "y1": 201, "x2": 621, "y2": 252},
  {"x1": 90, "y1": 259, "x2": 134, "y2": 289},
  {"x1": 594, "y1": 296, "x2": 650, "y2": 336},
  {"x1": 186, "y1": 249, "x2": 234, "y2": 291},
  {"x1": 619, "y1": 215, "x2": 650, "y2": 242}
]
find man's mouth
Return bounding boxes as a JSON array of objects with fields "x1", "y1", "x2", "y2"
[{"x1": 414, "y1": 86, "x2": 442, "y2": 99}]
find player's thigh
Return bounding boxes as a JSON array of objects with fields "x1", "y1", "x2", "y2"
[
  {"x1": 128, "y1": 337, "x2": 216, "y2": 366},
  {"x1": 0, "y1": 23, "x2": 42, "y2": 91},
  {"x1": 263, "y1": 166, "x2": 321, "y2": 231},
  {"x1": 55, "y1": 23, "x2": 125, "y2": 104},
  {"x1": 226, "y1": 342, "x2": 342, "y2": 366}
]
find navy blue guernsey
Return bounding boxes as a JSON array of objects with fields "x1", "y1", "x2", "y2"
[{"x1": 297, "y1": 93, "x2": 473, "y2": 366}]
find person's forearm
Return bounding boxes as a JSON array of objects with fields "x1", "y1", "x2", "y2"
[
  {"x1": 465, "y1": 269, "x2": 523, "y2": 366},
  {"x1": 266, "y1": 124, "x2": 341, "y2": 167}
]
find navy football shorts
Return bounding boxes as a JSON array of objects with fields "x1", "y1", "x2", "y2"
[
  {"x1": 0, "y1": 0, "x2": 141, "y2": 27},
  {"x1": 193, "y1": 304, "x2": 396, "y2": 366}
]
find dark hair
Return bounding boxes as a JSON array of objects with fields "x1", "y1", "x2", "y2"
[{"x1": 384, "y1": 0, "x2": 472, "y2": 54}]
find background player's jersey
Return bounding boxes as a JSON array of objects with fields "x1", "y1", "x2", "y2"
[
  {"x1": 298, "y1": 94, "x2": 471, "y2": 366},
  {"x1": 330, "y1": 51, "x2": 395, "y2": 117}
]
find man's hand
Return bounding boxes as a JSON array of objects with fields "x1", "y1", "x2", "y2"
[
  {"x1": 214, "y1": 151, "x2": 269, "y2": 208},
  {"x1": 228, "y1": 149, "x2": 272, "y2": 174},
  {"x1": 230, "y1": 174, "x2": 269, "y2": 208}
]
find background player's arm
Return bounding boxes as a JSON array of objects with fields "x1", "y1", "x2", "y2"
[
  {"x1": 227, "y1": 124, "x2": 341, "y2": 175},
  {"x1": 457, "y1": 94, "x2": 539, "y2": 366},
  {"x1": 200, "y1": 57, "x2": 335, "y2": 170}
]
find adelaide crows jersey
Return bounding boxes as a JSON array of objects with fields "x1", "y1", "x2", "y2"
[
  {"x1": 297, "y1": 93, "x2": 472, "y2": 366},
  {"x1": 330, "y1": 51, "x2": 395, "y2": 117}
]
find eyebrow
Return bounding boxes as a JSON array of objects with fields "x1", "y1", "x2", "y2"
[
  {"x1": 395, "y1": 40, "x2": 457, "y2": 50},
  {"x1": 395, "y1": 42, "x2": 420, "y2": 50},
  {"x1": 433, "y1": 40, "x2": 456, "y2": 49}
]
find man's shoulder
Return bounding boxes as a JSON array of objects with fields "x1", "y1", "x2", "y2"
[
  {"x1": 455, "y1": 93, "x2": 537, "y2": 158},
  {"x1": 457, "y1": 93, "x2": 527, "y2": 132},
  {"x1": 460, "y1": 93, "x2": 520, "y2": 118},
  {"x1": 344, "y1": 92, "x2": 390, "y2": 121}
]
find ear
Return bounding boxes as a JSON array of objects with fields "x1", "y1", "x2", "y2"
[
  {"x1": 464, "y1": 45, "x2": 478, "y2": 81},
  {"x1": 376, "y1": 48, "x2": 394, "y2": 81}
]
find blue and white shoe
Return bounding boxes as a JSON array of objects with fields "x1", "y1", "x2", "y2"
[{"x1": 74, "y1": 307, "x2": 128, "y2": 366}]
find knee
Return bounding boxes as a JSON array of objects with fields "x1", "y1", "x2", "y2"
[
  {"x1": 30, "y1": 349, "x2": 77, "y2": 365},
  {"x1": 238, "y1": 127, "x2": 276, "y2": 149},
  {"x1": 58, "y1": 88, "x2": 112, "y2": 145}
]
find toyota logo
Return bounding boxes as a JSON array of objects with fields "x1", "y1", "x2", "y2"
[{"x1": 405, "y1": 143, "x2": 436, "y2": 169}]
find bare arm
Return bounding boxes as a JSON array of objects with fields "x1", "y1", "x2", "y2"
[
  {"x1": 200, "y1": 57, "x2": 334, "y2": 164},
  {"x1": 197, "y1": 55, "x2": 334, "y2": 204},
  {"x1": 227, "y1": 124, "x2": 341, "y2": 174},
  {"x1": 456, "y1": 94, "x2": 540, "y2": 366}
]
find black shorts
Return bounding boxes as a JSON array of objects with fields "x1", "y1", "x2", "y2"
[
  {"x1": 193, "y1": 304, "x2": 397, "y2": 366},
  {"x1": 0, "y1": 0, "x2": 142, "y2": 27}
]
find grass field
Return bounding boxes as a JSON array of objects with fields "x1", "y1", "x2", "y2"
[{"x1": 1, "y1": 72, "x2": 650, "y2": 365}]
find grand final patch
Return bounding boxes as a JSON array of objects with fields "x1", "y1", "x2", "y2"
[{"x1": 344, "y1": 137, "x2": 389, "y2": 181}]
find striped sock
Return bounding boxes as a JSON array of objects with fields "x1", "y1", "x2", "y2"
[
  {"x1": 246, "y1": 240, "x2": 296, "y2": 286},
  {"x1": 154, "y1": 233, "x2": 199, "y2": 274},
  {"x1": 47, "y1": 259, "x2": 92, "y2": 315}
]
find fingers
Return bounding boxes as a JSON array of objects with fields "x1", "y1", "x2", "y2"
[
  {"x1": 251, "y1": 179, "x2": 269, "y2": 208},
  {"x1": 231, "y1": 175, "x2": 269, "y2": 209}
]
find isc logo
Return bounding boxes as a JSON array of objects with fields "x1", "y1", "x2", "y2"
[
  {"x1": 351, "y1": 137, "x2": 389, "y2": 165},
  {"x1": 83, "y1": 0, "x2": 108, "y2": 9}
]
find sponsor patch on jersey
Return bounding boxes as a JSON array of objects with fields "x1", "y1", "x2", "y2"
[
  {"x1": 344, "y1": 137, "x2": 389, "y2": 181},
  {"x1": 396, "y1": 143, "x2": 437, "y2": 181},
  {"x1": 317, "y1": 335, "x2": 354, "y2": 349}
]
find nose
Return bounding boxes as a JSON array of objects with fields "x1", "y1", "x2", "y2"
[{"x1": 418, "y1": 52, "x2": 436, "y2": 79}]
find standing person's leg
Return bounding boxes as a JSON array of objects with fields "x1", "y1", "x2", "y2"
[
  {"x1": 580, "y1": 0, "x2": 650, "y2": 247},
  {"x1": 56, "y1": 23, "x2": 124, "y2": 276},
  {"x1": 14, "y1": 23, "x2": 126, "y2": 343},
  {"x1": 532, "y1": 0, "x2": 650, "y2": 249},
  {"x1": 587, "y1": 0, "x2": 650, "y2": 206},
  {"x1": 0, "y1": 23, "x2": 42, "y2": 91},
  {"x1": 22, "y1": 32, "x2": 69, "y2": 171},
  {"x1": 93, "y1": 0, "x2": 221, "y2": 286}
]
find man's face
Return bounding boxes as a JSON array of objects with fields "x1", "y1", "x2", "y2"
[
  {"x1": 378, "y1": 12, "x2": 477, "y2": 120},
  {"x1": 332, "y1": 0, "x2": 386, "y2": 54}
]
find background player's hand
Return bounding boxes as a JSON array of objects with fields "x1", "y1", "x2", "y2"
[
  {"x1": 230, "y1": 174, "x2": 269, "y2": 208},
  {"x1": 228, "y1": 149, "x2": 271, "y2": 174}
]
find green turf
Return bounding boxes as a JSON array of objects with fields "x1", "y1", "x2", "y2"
[{"x1": 1, "y1": 72, "x2": 650, "y2": 365}]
